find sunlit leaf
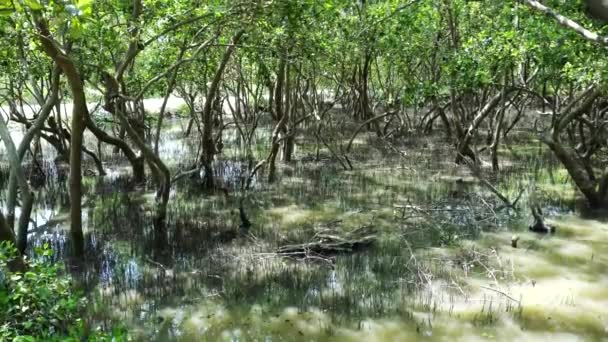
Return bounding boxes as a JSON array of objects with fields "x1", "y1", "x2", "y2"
[
  {"x1": 70, "y1": 18, "x2": 83, "y2": 38},
  {"x1": 0, "y1": 0, "x2": 14, "y2": 16},
  {"x1": 77, "y1": 0, "x2": 93, "y2": 16},
  {"x1": 23, "y1": 0, "x2": 43, "y2": 11}
]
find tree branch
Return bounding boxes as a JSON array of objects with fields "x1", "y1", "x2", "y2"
[{"x1": 524, "y1": 0, "x2": 608, "y2": 45}]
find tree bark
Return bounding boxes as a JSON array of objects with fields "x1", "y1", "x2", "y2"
[
  {"x1": 199, "y1": 30, "x2": 245, "y2": 189},
  {"x1": 85, "y1": 116, "x2": 145, "y2": 182},
  {"x1": 5, "y1": 66, "x2": 60, "y2": 247},
  {"x1": 99, "y1": 71, "x2": 148, "y2": 182},
  {"x1": 268, "y1": 57, "x2": 288, "y2": 183},
  {"x1": 281, "y1": 66, "x2": 293, "y2": 162},
  {"x1": 35, "y1": 20, "x2": 86, "y2": 257},
  {"x1": 524, "y1": 0, "x2": 608, "y2": 45},
  {"x1": 490, "y1": 75, "x2": 509, "y2": 172},
  {"x1": 113, "y1": 104, "x2": 172, "y2": 227},
  {"x1": 455, "y1": 88, "x2": 515, "y2": 164},
  {"x1": 544, "y1": 136, "x2": 605, "y2": 207},
  {"x1": 542, "y1": 87, "x2": 607, "y2": 208},
  {"x1": 0, "y1": 117, "x2": 34, "y2": 254}
]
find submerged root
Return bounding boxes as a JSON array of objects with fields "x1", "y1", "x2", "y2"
[{"x1": 529, "y1": 204, "x2": 556, "y2": 234}]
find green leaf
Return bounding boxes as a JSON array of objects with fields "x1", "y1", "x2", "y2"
[
  {"x1": 23, "y1": 0, "x2": 43, "y2": 11},
  {"x1": 0, "y1": 8, "x2": 13, "y2": 17},
  {"x1": 0, "y1": 0, "x2": 14, "y2": 15},
  {"x1": 77, "y1": 0, "x2": 93, "y2": 16}
]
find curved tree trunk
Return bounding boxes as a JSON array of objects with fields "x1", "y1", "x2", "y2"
[
  {"x1": 113, "y1": 102, "x2": 172, "y2": 227},
  {"x1": 543, "y1": 136, "x2": 605, "y2": 208},
  {"x1": 281, "y1": 66, "x2": 293, "y2": 162},
  {"x1": 199, "y1": 30, "x2": 245, "y2": 190},
  {"x1": 97, "y1": 72, "x2": 146, "y2": 183},
  {"x1": 5, "y1": 66, "x2": 61, "y2": 247},
  {"x1": 490, "y1": 75, "x2": 509, "y2": 172},
  {"x1": 455, "y1": 88, "x2": 515, "y2": 164},
  {"x1": 0, "y1": 116, "x2": 34, "y2": 255},
  {"x1": 542, "y1": 87, "x2": 607, "y2": 209},
  {"x1": 36, "y1": 20, "x2": 86, "y2": 257},
  {"x1": 268, "y1": 57, "x2": 288, "y2": 183}
]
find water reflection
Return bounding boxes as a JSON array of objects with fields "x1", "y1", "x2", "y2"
[{"x1": 1, "y1": 119, "x2": 600, "y2": 341}]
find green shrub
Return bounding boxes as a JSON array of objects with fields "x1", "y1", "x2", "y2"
[{"x1": 0, "y1": 242, "x2": 127, "y2": 341}]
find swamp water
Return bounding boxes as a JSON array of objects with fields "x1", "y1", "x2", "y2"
[{"x1": 1, "y1": 120, "x2": 607, "y2": 341}]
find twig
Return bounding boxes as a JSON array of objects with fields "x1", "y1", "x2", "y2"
[
  {"x1": 144, "y1": 256, "x2": 167, "y2": 271},
  {"x1": 479, "y1": 285, "x2": 521, "y2": 304},
  {"x1": 459, "y1": 153, "x2": 518, "y2": 210},
  {"x1": 171, "y1": 166, "x2": 201, "y2": 183}
]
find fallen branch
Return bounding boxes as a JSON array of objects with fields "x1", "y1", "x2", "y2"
[
  {"x1": 459, "y1": 154, "x2": 521, "y2": 210},
  {"x1": 276, "y1": 225, "x2": 376, "y2": 257},
  {"x1": 345, "y1": 111, "x2": 397, "y2": 153},
  {"x1": 171, "y1": 166, "x2": 201, "y2": 183},
  {"x1": 479, "y1": 285, "x2": 521, "y2": 305}
]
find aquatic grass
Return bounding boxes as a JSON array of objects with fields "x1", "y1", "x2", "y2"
[{"x1": 8, "y1": 117, "x2": 600, "y2": 341}]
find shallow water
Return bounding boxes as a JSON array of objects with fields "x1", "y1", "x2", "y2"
[{"x1": 1, "y1": 117, "x2": 606, "y2": 341}]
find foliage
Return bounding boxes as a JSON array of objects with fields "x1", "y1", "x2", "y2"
[
  {"x1": 1, "y1": 0, "x2": 608, "y2": 339},
  {"x1": 0, "y1": 242, "x2": 126, "y2": 341}
]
